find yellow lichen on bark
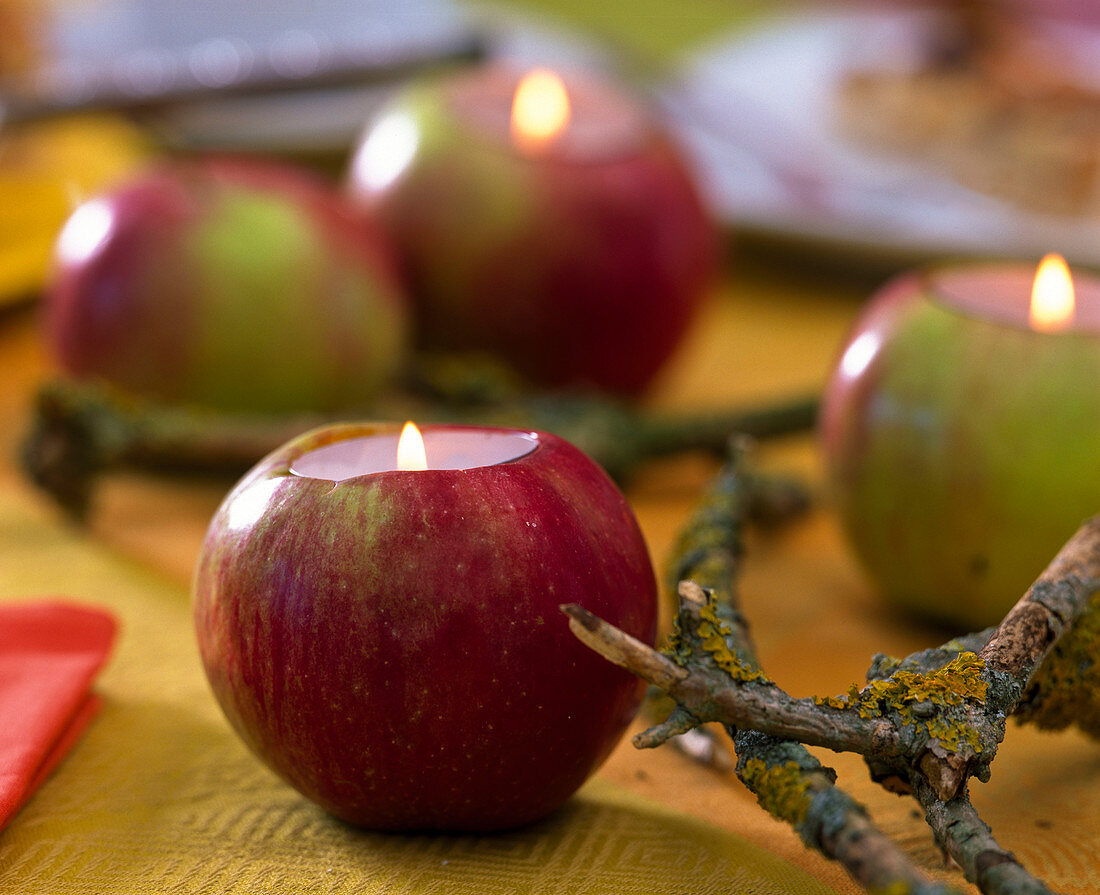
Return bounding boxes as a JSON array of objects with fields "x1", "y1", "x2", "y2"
[
  {"x1": 815, "y1": 653, "x2": 988, "y2": 753},
  {"x1": 662, "y1": 598, "x2": 770, "y2": 684},
  {"x1": 739, "y1": 758, "x2": 813, "y2": 826},
  {"x1": 1018, "y1": 595, "x2": 1100, "y2": 737}
]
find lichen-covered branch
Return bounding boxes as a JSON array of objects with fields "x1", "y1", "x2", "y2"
[
  {"x1": 657, "y1": 582, "x2": 914, "y2": 756},
  {"x1": 565, "y1": 450, "x2": 1100, "y2": 895},
  {"x1": 567, "y1": 446, "x2": 960, "y2": 895},
  {"x1": 919, "y1": 516, "x2": 1100, "y2": 801},
  {"x1": 565, "y1": 595, "x2": 899, "y2": 758},
  {"x1": 564, "y1": 592, "x2": 962, "y2": 895},
  {"x1": 911, "y1": 776, "x2": 1054, "y2": 895},
  {"x1": 737, "y1": 731, "x2": 959, "y2": 895},
  {"x1": 20, "y1": 378, "x2": 817, "y2": 519},
  {"x1": 651, "y1": 443, "x2": 962, "y2": 894},
  {"x1": 865, "y1": 595, "x2": 1100, "y2": 746}
]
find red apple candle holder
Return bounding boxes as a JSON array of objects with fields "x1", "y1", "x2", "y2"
[
  {"x1": 820, "y1": 254, "x2": 1100, "y2": 628},
  {"x1": 346, "y1": 64, "x2": 716, "y2": 395},
  {"x1": 192, "y1": 421, "x2": 657, "y2": 832}
]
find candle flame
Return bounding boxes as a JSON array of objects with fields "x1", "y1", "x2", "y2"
[
  {"x1": 510, "y1": 68, "x2": 570, "y2": 149},
  {"x1": 397, "y1": 421, "x2": 428, "y2": 471},
  {"x1": 1029, "y1": 253, "x2": 1075, "y2": 332}
]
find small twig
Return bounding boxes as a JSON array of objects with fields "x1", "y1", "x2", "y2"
[
  {"x1": 912, "y1": 776, "x2": 1054, "y2": 895},
  {"x1": 20, "y1": 378, "x2": 818, "y2": 519},
  {"x1": 566, "y1": 608, "x2": 686, "y2": 692}
]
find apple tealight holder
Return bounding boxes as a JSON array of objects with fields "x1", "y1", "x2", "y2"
[
  {"x1": 821, "y1": 255, "x2": 1100, "y2": 628},
  {"x1": 346, "y1": 65, "x2": 716, "y2": 395},
  {"x1": 192, "y1": 421, "x2": 657, "y2": 831}
]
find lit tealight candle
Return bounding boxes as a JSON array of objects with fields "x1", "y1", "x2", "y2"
[
  {"x1": 509, "y1": 68, "x2": 572, "y2": 153},
  {"x1": 821, "y1": 255, "x2": 1100, "y2": 628},
  {"x1": 289, "y1": 421, "x2": 536, "y2": 479},
  {"x1": 397, "y1": 419, "x2": 428, "y2": 471},
  {"x1": 346, "y1": 64, "x2": 715, "y2": 396},
  {"x1": 1029, "y1": 252, "x2": 1076, "y2": 332},
  {"x1": 193, "y1": 421, "x2": 657, "y2": 832}
]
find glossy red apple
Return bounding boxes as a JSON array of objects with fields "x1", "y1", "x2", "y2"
[
  {"x1": 346, "y1": 65, "x2": 716, "y2": 396},
  {"x1": 192, "y1": 422, "x2": 657, "y2": 831},
  {"x1": 45, "y1": 157, "x2": 410, "y2": 413},
  {"x1": 820, "y1": 264, "x2": 1100, "y2": 629}
]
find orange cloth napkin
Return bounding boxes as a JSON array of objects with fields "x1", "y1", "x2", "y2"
[{"x1": 0, "y1": 601, "x2": 117, "y2": 832}]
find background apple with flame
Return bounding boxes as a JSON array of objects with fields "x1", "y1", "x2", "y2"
[
  {"x1": 820, "y1": 254, "x2": 1100, "y2": 628},
  {"x1": 346, "y1": 65, "x2": 716, "y2": 396}
]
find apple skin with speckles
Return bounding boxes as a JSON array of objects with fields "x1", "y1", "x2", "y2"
[
  {"x1": 45, "y1": 157, "x2": 410, "y2": 413},
  {"x1": 192, "y1": 422, "x2": 657, "y2": 831}
]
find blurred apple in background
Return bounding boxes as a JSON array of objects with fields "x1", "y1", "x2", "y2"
[
  {"x1": 346, "y1": 65, "x2": 716, "y2": 396},
  {"x1": 820, "y1": 264, "x2": 1100, "y2": 630},
  {"x1": 44, "y1": 157, "x2": 410, "y2": 413}
]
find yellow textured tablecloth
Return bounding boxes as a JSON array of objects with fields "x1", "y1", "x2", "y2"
[
  {"x1": 0, "y1": 256, "x2": 1097, "y2": 894},
  {"x1": 0, "y1": 481, "x2": 837, "y2": 895},
  {"x1": 1, "y1": 0, "x2": 1098, "y2": 889}
]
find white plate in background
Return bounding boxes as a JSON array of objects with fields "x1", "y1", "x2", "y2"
[{"x1": 667, "y1": 8, "x2": 1100, "y2": 267}]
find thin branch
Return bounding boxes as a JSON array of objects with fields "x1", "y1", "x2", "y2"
[
  {"x1": 911, "y1": 776, "x2": 1055, "y2": 895},
  {"x1": 980, "y1": 515, "x2": 1100, "y2": 687},
  {"x1": 21, "y1": 378, "x2": 817, "y2": 519},
  {"x1": 564, "y1": 605, "x2": 687, "y2": 693}
]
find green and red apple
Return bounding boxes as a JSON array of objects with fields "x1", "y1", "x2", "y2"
[
  {"x1": 45, "y1": 157, "x2": 410, "y2": 413},
  {"x1": 820, "y1": 265, "x2": 1100, "y2": 629}
]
